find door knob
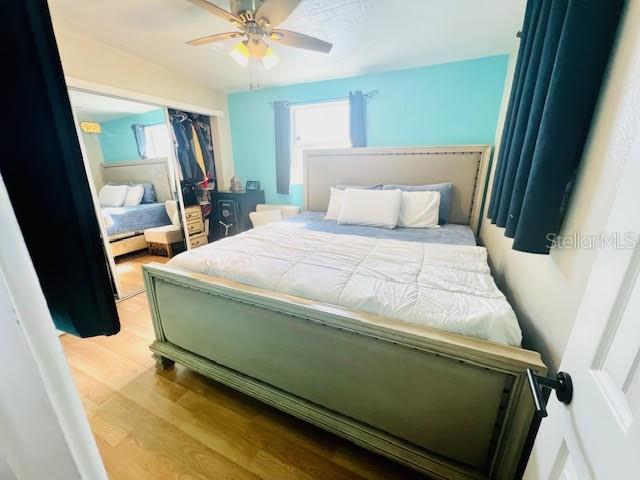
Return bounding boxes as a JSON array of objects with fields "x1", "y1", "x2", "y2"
[{"x1": 526, "y1": 369, "x2": 573, "y2": 417}]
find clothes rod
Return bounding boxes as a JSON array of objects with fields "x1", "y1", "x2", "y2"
[{"x1": 268, "y1": 90, "x2": 378, "y2": 109}]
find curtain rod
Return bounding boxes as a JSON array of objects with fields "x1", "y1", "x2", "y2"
[{"x1": 268, "y1": 90, "x2": 378, "y2": 109}]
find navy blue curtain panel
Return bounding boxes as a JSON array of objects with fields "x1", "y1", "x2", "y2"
[
  {"x1": 131, "y1": 124, "x2": 146, "y2": 158},
  {"x1": 274, "y1": 100, "x2": 291, "y2": 195},
  {"x1": 349, "y1": 90, "x2": 367, "y2": 147},
  {"x1": 488, "y1": 0, "x2": 623, "y2": 254}
]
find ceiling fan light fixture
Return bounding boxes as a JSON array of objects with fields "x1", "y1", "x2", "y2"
[
  {"x1": 229, "y1": 41, "x2": 250, "y2": 67},
  {"x1": 261, "y1": 46, "x2": 280, "y2": 70}
]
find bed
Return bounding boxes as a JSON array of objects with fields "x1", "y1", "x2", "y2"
[
  {"x1": 103, "y1": 202, "x2": 171, "y2": 238},
  {"x1": 100, "y1": 159, "x2": 174, "y2": 257},
  {"x1": 143, "y1": 146, "x2": 546, "y2": 479}
]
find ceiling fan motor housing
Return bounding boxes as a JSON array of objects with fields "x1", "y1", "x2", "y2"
[{"x1": 230, "y1": 0, "x2": 264, "y2": 17}]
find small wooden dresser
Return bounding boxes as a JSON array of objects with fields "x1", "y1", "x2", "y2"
[{"x1": 184, "y1": 205, "x2": 208, "y2": 249}]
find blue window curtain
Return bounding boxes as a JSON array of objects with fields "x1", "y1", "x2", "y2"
[
  {"x1": 487, "y1": 0, "x2": 623, "y2": 254},
  {"x1": 131, "y1": 124, "x2": 146, "y2": 159},
  {"x1": 349, "y1": 90, "x2": 366, "y2": 147},
  {"x1": 274, "y1": 100, "x2": 291, "y2": 195}
]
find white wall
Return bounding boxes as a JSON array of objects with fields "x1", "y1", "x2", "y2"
[
  {"x1": 79, "y1": 129, "x2": 105, "y2": 190},
  {"x1": 0, "y1": 457, "x2": 17, "y2": 480},
  {"x1": 52, "y1": 26, "x2": 235, "y2": 189},
  {"x1": 479, "y1": 4, "x2": 640, "y2": 370}
]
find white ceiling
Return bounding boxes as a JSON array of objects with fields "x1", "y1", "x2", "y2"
[
  {"x1": 69, "y1": 89, "x2": 159, "y2": 122},
  {"x1": 49, "y1": 0, "x2": 525, "y2": 93}
]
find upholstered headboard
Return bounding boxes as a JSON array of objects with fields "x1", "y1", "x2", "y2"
[
  {"x1": 100, "y1": 158, "x2": 174, "y2": 202},
  {"x1": 303, "y1": 145, "x2": 491, "y2": 234}
]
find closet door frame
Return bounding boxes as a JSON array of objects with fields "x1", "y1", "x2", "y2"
[
  {"x1": 68, "y1": 102, "x2": 124, "y2": 299},
  {"x1": 66, "y1": 78, "x2": 226, "y2": 294}
]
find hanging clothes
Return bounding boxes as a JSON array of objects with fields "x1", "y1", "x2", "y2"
[
  {"x1": 168, "y1": 109, "x2": 198, "y2": 182},
  {"x1": 188, "y1": 112, "x2": 216, "y2": 188},
  {"x1": 168, "y1": 109, "x2": 216, "y2": 188},
  {"x1": 190, "y1": 123, "x2": 207, "y2": 180}
]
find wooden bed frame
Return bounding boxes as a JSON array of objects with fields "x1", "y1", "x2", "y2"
[{"x1": 143, "y1": 146, "x2": 546, "y2": 479}]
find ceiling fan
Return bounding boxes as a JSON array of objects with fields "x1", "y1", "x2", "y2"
[{"x1": 186, "y1": 0, "x2": 332, "y2": 73}]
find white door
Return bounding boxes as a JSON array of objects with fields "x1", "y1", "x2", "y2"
[
  {"x1": 0, "y1": 175, "x2": 107, "y2": 479},
  {"x1": 523, "y1": 75, "x2": 640, "y2": 480}
]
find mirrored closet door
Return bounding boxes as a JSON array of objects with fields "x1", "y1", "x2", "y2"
[{"x1": 69, "y1": 90, "x2": 182, "y2": 299}]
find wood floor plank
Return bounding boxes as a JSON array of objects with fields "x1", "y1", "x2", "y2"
[
  {"x1": 242, "y1": 416, "x2": 367, "y2": 480},
  {"x1": 120, "y1": 373, "x2": 319, "y2": 480},
  {"x1": 60, "y1": 254, "x2": 428, "y2": 479},
  {"x1": 67, "y1": 364, "x2": 115, "y2": 407},
  {"x1": 63, "y1": 335, "x2": 148, "y2": 391},
  {"x1": 99, "y1": 393, "x2": 261, "y2": 480},
  {"x1": 88, "y1": 330, "x2": 155, "y2": 368},
  {"x1": 332, "y1": 444, "x2": 429, "y2": 480},
  {"x1": 115, "y1": 252, "x2": 168, "y2": 297},
  {"x1": 91, "y1": 411, "x2": 131, "y2": 447},
  {"x1": 158, "y1": 365, "x2": 274, "y2": 419}
]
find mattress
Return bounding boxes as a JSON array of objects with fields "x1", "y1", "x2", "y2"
[
  {"x1": 169, "y1": 220, "x2": 521, "y2": 346},
  {"x1": 102, "y1": 202, "x2": 171, "y2": 238},
  {"x1": 285, "y1": 211, "x2": 476, "y2": 245}
]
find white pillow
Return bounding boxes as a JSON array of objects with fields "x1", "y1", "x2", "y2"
[
  {"x1": 324, "y1": 187, "x2": 345, "y2": 220},
  {"x1": 337, "y1": 188, "x2": 402, "y2": 229},
  {"x1": 98, "y1": 184, "x2": 128, "y2": 207},
  {"x1": 398, "y1": 191, "x2": 440, "y2": 228},
  {"x1": 123, "y1": 184, "x2": 144, "y2": 206}
]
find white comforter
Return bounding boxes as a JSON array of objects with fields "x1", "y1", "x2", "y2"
[{"x1": 169, "y1": 223, "x2": 522, "y2": 346}]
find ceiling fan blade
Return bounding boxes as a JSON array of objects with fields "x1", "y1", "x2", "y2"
[
  {"x1": 271, "y1": 29, "x2": 332, "y2": 53},
  {"x1": 255, "y1": 0, "x2": 301, "y2": 27},
  {"x1": 187, "y1": 32, "x2": 243, "y2": 46},
  {"x1": 186, "y1": 0, "x2": 245, "y2": 27}
]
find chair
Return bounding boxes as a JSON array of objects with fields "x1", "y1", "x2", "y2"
[{"x1": 249, "y1": 204, "x2": 301, "y2": 227}]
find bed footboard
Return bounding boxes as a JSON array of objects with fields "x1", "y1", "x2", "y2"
[{"x1": 144, "y1": 263, "x2": 546, "y2": 480}]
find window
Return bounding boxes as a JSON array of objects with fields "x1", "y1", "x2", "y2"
[
  {"x1": 143, "y1": 123, "x2": 172, "y2": 158},
  {"x1": 290, "y1": 100, "x2": 350, "y2": 184}
]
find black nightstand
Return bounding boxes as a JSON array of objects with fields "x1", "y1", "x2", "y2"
[{"x1": 213, "y1": 190, "x2": 265, "y2": 239}]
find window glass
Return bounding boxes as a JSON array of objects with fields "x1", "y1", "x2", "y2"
[
  {"x1": 290, "y1": 101, "x2": 350, "y2": 184},
  {"x1": 144, "y1": 124, "x2": 172, "y2": 158}
]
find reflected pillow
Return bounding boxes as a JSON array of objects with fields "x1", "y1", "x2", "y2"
[
  {"x1": 383, "y1": 182, "x2": 453, "y2": 224},
  {"x1": 98, "y1": 184, "x2": 128, "y2": 207},
  {"x1": 140, "y1": 183, "x2": 157, "y2": 203},
  {"x1": 124, "y1": 184, "x2": 144, "y2": 206},
  {"x1": 108, "y1": 181, "x2": 156, "y2": 203}
]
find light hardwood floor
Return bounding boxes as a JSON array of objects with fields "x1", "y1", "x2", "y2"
[
  {"x1": 114, "y1": 252, "x2": 169, "y2": 295},
  {"x1": 60, "y1": 287, "x2": 428, "y2": 479}
]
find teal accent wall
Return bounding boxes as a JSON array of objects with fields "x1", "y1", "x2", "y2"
[
  {"x1": 100, "y1": 109, "x2": 165, "y2": 163},
  {"x1": 228, "y1": 55, "x2": 509, "y2": 206}
]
